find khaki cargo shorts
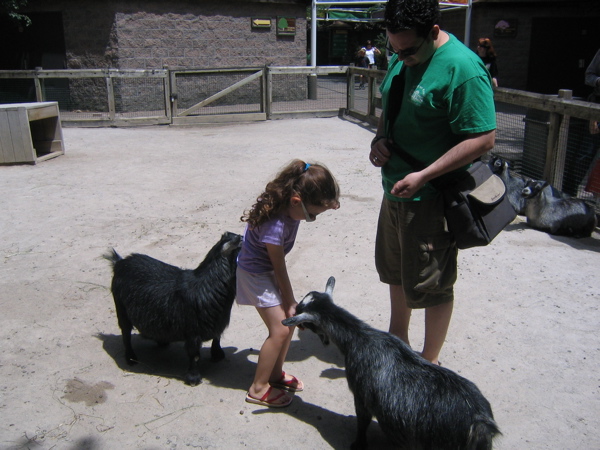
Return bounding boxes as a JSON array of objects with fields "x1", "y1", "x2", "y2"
[{"x1": 375, "y1": 195, "x2": 457, "y2": 309}]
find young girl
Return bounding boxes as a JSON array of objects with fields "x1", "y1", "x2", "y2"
[{"x1": 237, "y1": 159, "x2": 340, "y2": 408}]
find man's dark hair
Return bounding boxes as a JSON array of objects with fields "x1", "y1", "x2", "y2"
[{"x1": 384, "y1": 0, "x2": 441, "y2": 37}]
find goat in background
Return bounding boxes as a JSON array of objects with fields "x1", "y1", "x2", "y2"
[{"x1": 521, "y1": 179, "x2": 596, "y2": 238}]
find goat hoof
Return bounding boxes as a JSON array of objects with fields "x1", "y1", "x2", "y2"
[
  {"x1": 211, "y1": 349, "x2": 226, "y2": 362},
  {"x1": 185, "y1": 373, "x2": 203, "y2": 386}
]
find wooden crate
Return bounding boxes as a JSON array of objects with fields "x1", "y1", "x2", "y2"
[{"x1": 0, "y1": 102, "x2": 65, "y2": 165}]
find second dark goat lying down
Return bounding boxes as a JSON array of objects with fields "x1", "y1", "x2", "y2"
[
  {"x1": 521, "y1": 179, "x2": 596, "y2": 238},
  {"x1": 104, "y1": 231, "x2": 242, "y2": 386},
  {"x1": 283, "y1": 277, "x2": 500, "y2": 450}
]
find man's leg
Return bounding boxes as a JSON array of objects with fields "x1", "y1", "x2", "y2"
[
  {"x1": 421, "y1": 300, "x2": 454, "y2": 365},
  {"x1": 389, "y1": 284, "x2": 412, "y2": 346}
]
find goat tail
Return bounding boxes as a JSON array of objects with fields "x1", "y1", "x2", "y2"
[
  {"x1": 467, "y1": 415, "x2": 501, "y2": 450},
  {"x1": 103, "y1": 248, "x2": 122, "y2": 267}
]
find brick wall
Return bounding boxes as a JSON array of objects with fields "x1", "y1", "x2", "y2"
[{"x1": 26, "y1": 0, "x2": 308, "y2": 70}]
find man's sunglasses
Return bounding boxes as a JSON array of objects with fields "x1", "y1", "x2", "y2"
[{"x1": 386, "y1": 37, "x2": 427, "y2": 59}]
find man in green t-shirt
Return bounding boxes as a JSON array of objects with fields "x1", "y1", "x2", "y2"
[{"x1": 369, "y1": 0, "x2": 496, "y2": 365}]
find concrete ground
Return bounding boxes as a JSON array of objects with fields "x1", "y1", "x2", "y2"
[{"x1": 1, "y1": 116, "x2": 599, "y2": 449}]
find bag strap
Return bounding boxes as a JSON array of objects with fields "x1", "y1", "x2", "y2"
[
  {"x1": 385, "y1": 66, "x2": 430, "y2": 173},
  {"x1": 386, "y1": 65, "x2": 405, "y2": 137}
]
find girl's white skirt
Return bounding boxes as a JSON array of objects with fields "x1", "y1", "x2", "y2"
[{"x1": 236, "y1": 266, "x2": 282, "y2": 308}]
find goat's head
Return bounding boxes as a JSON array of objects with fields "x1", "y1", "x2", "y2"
[
  {"x1": 199, "y1": 232, "x2": 242, "y2": 271},
  {"x1": 488, "y1": 155, "x2": 503, "y2": 174},
  {"x1": 282, "y1": 276, "x2": 335, "y2": 346},
  {"x1": 521, "y1": 179, "x2": 548, "y2": 198},
  {"x1": 220, "y1": 231, "x2": 243, "y2": 256}
]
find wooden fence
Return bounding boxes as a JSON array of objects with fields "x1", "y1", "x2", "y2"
[{"x1": 1, "y1": 66, "x2": 599, "y2": 206}]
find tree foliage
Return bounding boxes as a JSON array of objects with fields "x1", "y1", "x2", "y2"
[{"x1": 1, "y1": 0, "x2": 31, "y2": 26}]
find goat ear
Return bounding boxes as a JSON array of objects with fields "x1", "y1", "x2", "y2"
[
  {"x1": 282, "y1": 312, "x2": 315, "y2": 327},
  {"x1": 325, "y1": 276, "x2": 335, "y2": 296}
]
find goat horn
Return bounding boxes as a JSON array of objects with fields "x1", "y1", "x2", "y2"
[{"x1": 325, "y1": 276, "x2": 336, "y2": 295}]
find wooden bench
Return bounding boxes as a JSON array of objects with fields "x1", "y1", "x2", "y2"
[{"x1": 0, "y1": 102, "x2": 65, "y2": 165}]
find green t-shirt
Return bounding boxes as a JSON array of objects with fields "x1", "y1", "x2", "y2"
[{"x1": 379, "y1": 33, "x2": 496, "y2": 202}]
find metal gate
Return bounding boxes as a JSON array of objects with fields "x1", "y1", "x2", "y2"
[{"x1": 170, "y1": 67, "x2": 267, "y2": 125}]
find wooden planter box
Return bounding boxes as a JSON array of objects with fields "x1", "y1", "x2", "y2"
[{"x1": 0, "y1": 102, "x2": 65, "y2": 165}]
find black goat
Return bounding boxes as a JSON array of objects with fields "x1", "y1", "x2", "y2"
[
  {"x1": 283, "y1": 277, "x2": 500, "y2": 450},
  {"x1": 104, "y1": 231, "x2": 242, "y2": 386},
  {"x1": 521, "y1": 179, "x2": 596, "y2": 238},
  {"x1": 488, "y1": 155, "x2": 528, "y2": 215}
]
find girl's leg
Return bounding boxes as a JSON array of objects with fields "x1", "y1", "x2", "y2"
[
  {"x1": 248, "y1": 305, "x2": 294, "y2": 404},
  {"x1": 269, "y1": 325, "x2": 304, "y2": 391},
  {"x1": 270, "y1": 322, "x2": 293, "y2": 379}
]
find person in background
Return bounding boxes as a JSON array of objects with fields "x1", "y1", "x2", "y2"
[
  {"x1": 476, "y1": 37, "x2": 499, "y2": 88},
  {"x1": 369, "y1": 0, "x2": 496, "y2": 365},
  {"x1": 583, "y1": 49, "x2": 600, "y2": 200},
  {"x1": 585, "y1": 48, "x2": 600, "y2": 102},
  {"x1": 361, "y1": 40, "x2": 381, "y2": 69},
  {"x1": 356, "y1": 47, "x2": 369, "y2": 89}
]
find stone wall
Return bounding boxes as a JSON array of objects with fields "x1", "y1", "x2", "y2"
[
  {"x1": 25, "y1": 0, "x2": 309, "y2": 70},
  {"x1": 23, "y1": 0, "x2": 309, "y2": 111}
]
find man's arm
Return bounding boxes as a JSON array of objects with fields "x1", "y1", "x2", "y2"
[
  {"x1": 369, "y1": 114, "x2": 392, "y2": 167},
  {"x1": 390, "y1": 130, "x2": 496, "y2": 198}
]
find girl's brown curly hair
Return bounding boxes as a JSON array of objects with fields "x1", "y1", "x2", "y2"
[{"x1": 241, "y1": 159, "x2": 340, "y2": 228}]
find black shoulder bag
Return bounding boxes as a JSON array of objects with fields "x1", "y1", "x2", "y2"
[{"x1": 385, "y1": 67, "x2": 516, "y2": 249}]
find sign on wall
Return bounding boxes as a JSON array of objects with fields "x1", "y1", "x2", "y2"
[
  {"x1": 494, "y1": 19, "x2": 518, "y2": 38},
  {"x1": 277, "y1": 17, "x2": 296, "y2": 36},
  {"x1": 251, "y1": 18, "x2": 272, "y2": 29}
]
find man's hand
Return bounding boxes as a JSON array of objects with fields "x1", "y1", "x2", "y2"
[
  {"x1": 391, "y1": 172, "x2": 427, "y2": 198},
  {"x1": 370, "y1": 137, "x2": 392, "y2": 167}
]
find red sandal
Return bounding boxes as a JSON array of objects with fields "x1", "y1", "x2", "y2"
[
  {"x1": 269, "y1": 371, "x2": 304, "y2": 392},
  {"x1": 245, "y1": 386, "x2": 292, "y2": 408}
]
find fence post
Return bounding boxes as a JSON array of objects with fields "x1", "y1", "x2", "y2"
[
  {"x1": 347, "y1": 66, "x2": 355, "y2": 113},
  {"x1": 163, "y1": 65, "x2": 172, "y2": 122},
  {"x1": 347, "y1": 67, "x2": 353, "y2": 113},
  {"x1": 106, "y1": 69, "x2": 116, "y2": 121},
  {"x1": 260, "y1": 66, "x2": 267, "y2": 115},
  {"x1": 544, "y1": 89, "x2": 572, "y2": 188},
  {"x1": 34, "y1": 67, "x2": 43, "y2": 102},
  {"x1": 308, "y1": 72, "x2": 317, "y2": 100},
  {"x1": 367, "y1": 72, "x2": 375, "y2": 117},
  {"x1": 265, "y1": 66, "x2": 273, "y2": 119},
  {"x1": 169, "y1": 69, "x2": 178, "y2": 119}
]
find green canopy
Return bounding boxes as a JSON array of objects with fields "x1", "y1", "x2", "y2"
[
  {"x1": 315, "y1": 0, "x2": 470, "y2": 23},
  {"x1": 309, "y1": 0, "x2": 473, "y2": 65}
]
